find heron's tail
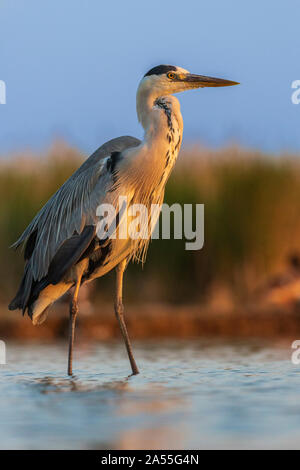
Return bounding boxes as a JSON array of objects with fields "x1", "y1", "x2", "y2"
[
  {"x1": 8, "y1": 263, "x2": 34, "y2": 314},
  {"x1": 9, "y1": 264, "x2": 72, "y2": 325},
  {"x1": 27, "y1": 282, "x2": 72, "y2": 325}
]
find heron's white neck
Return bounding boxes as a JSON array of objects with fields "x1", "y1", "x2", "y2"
[
  {"x1": 131, "y1": 82, "x2": 183, "y2": 194},
  {"x1": 136, "y1": 82, "x2": 183, "y2": 137},
  {"x1": 136, "y1": 85, "x2": 157, "y2": 130}
]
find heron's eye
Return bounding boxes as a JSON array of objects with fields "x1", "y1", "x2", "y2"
[{"x1": 167, "y1": 72, "x2": 176, "y2": 80}]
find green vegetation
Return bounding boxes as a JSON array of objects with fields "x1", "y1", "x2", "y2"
[{"x1": 1, "y1": 142, "x2": 300, "y2": 307}]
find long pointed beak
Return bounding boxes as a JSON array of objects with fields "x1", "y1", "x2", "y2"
[{"x1": 184, "y1": 73, "x2": 239, "y2": 87}]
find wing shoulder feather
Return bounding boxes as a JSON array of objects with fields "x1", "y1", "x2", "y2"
[{"x1": 13, "y1": 136, "x2": 141, "y2": 281}]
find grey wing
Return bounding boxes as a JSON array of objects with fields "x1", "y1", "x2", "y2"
[{"x1": 12, "y1": 136, "x2": 141, "y2": 282}]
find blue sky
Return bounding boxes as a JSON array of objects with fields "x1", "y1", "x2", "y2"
[{"x1": 0, "y1": 0, "x2": 299, "y2": 155}]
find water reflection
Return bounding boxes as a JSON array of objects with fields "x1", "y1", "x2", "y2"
[
  {"x1": 0, "y1": 339, "x2": 300, "y2": 449},
  {"x1": 35, "y1": 375, "x2": 131, "y2": 394},
  {"x1": 116, "y1": 426, "x2": 187, "y2": 450}
]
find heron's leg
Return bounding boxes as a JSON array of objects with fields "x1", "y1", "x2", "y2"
[
  {"x1": 114, "y1": 259, "x2": 139, "y2": 375},
  {"x1": 67, "y1": 277, "x2": 81, "y2": 376}
]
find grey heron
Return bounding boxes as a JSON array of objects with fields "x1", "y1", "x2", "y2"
[{"x1": 9, "y1": 65, "x2": 238, "y2": 375}]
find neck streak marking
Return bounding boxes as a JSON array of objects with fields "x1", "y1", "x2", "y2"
[{"x1": 154, "y1": 98, "x2": 182, "y2": 187}]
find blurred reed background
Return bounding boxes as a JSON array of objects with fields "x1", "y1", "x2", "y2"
[{"x1": 2, "y1": 142, "x2": 300, "y2": 340}]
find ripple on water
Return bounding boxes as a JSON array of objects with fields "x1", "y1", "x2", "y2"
[{"x1": 0, "y1": 339, "x2": 300, "y2": 449}]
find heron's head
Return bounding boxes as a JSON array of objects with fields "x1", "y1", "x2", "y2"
[{"x1": 139, "y1": 64, "x2": 239, "y2": 97}]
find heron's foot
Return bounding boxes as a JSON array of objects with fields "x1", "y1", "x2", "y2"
[
  {"x1": 114, "y1": 300, "x2": 139, "y2": 375},
  {"x1": 68, "y1": 299, "x2": 79, "y2": 376},
  {"x1": 130, "y1": 365, "x2": 140, "y2": 376}
]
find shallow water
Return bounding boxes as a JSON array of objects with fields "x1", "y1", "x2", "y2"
[{"x1": 0, "y1": 339, "x2": 300, "y2": 449}]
